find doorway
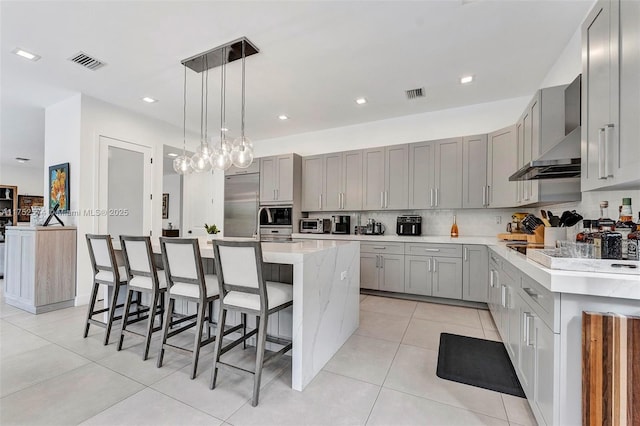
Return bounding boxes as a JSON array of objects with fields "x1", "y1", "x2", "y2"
[{"x1": 98, "y1": 136, "x2": 152, "y2": 236}]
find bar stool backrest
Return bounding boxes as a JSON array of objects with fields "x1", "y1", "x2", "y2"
[
  {"x1": 120, "y1": 236, "x2": 159, "y2": 289},
  {"x1": 212, "y1": 240, "x2": 267, "y2": 311},
  {"x1": 86, "y1": 234, "x2": 119, "y2": 279},
  {"x1": 160, "y1": 238, "x2": 206, "y2": 298}
]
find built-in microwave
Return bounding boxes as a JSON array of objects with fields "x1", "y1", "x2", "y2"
[{"x1": 259, "y1": 206, "x2": 292, "y2": 227}]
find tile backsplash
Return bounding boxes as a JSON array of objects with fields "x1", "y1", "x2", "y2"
[{"x1": 307, "y1": 189, "x2": 640, "y2": 237}]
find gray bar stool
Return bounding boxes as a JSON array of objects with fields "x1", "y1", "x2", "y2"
[
  {"x1": 158, "y1": 238, "x2": 244, "y2": 379},
  {"x1": 84, "y1": 234, "x2": 137, "y2": 345},
  {"x1": 117, "y1": 236, "x2": 167, "y2": 360},
  {"x1": 209, "y1": 240, "x2": 293, "y2": 407}
]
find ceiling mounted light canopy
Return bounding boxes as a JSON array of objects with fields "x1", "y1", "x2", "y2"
[{"x1": 175, "y1": 37, "x2": 259, "y2": 174}]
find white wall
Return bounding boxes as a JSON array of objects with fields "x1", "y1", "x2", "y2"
[
  {"x1": 0, "y1": 164, "x2": 44, "y2": 196},
  {"x1": 254, "y1": 96, "x2": 530, "y2": 158}
]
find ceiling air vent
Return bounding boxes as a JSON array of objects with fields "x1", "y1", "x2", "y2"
[
  {"x1": 68, "y1": 52, "x2": 106, "y2": 71},
  {"x1": 405, "y1": 87, "x2": 425, "y2": 100}
]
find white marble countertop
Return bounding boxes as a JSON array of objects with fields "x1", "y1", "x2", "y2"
[{"x1": 293, "y1": 233, "x2": 640, "y2": 300}]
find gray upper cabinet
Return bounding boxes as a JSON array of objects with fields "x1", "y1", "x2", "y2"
[
  {"x1": 409, "y1": 138, "x2": 462, "y2": 209},
  {"x1": 462, "y1": 245, "x2": 489, "y2": 303},
  {"x1": 434, "y1": 138, "x2": 463, "y2": 209},
  {"x1": 301, "y1": 150, "x2": 362, "y2": 212},
  {"x1": 487, "y1": 125, "x2": 518, "y2": 208},
  {"x1": 582, "y1": 0, "x2": 640, "y2": 191},
  {"x1": 462, "y1": 135, "x2": 488, "y2": 208},
  {"x1": 363, "y1": 145, "x2": 408, "y2": 210},
  {"x1": 342, "y1": 150, "x2": 363, "y2": 211},
  {"x1": 408, "y1": 142, "x2": 435, "y2": 209},
  {"x1": 301, "y1": 155, "x2": 324, "y2": 211},
  {"x1": 260, "y1": 154, "x2": 300, "y2": 204},
  {"x1": 323, "y1": 153, "x2": 343, "y2": 211}
]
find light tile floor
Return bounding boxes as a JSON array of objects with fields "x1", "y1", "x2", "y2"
[{"x1": 0, "y1": 283, "x2": 537, "y2": 426}]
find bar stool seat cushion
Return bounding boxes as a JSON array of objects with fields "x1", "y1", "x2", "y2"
[
  {"x1": 223, "y1": 281, "x2": 293, "y2": 311},
  {"x1": 95, "y1": 266, "x2": 128, "y2": 283},
  {"x1": 170, "y1": 274, "x2": 219, "y2": 299},
  {"x1": 129, "y1": 273, "x2": 167, "y2": 290}
]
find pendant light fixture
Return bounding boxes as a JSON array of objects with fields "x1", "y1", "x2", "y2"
[
  {"x1": 231, "y1": 41, "x2": 254, "y2": 168},
  {"x1": 190, "y1": 56, "x2": 213, "y2": 172},
  {"x1": 177, "y1": 38, "x2": 259, "y2": 175},
  {"x1": 173, "y1": 66, "x2": 193, "y2": 175},
  {"x1": 211, "y1": 46, "x2": 233, "y2": 171}
]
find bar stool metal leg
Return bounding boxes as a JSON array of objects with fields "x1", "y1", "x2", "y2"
[
  {"x1": 190, "y1": 301, "x2": 207, "y2": 379},
  {"x1": 104, "y1": 283, "x2": 121, "y2": 345},
  {"x1": 210, "y1": 307, "x2": 227, "y2": 390},
  {"x1": 252, "y1": 314, "x2": 269, "y2": 407},
  {"x1": 117, "y1": 290, "x2": 135, "y2": 351},
  {"x1": 157, "y1": 297, "x2": 175, "y2": 368},
  {"x1": 84, "y1": 282, "x2": 100, "y2": 338}
]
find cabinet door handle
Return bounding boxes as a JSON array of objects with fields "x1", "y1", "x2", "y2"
[
  {"x1": 523, "y1": 312, "x2": 530, "y2": 344},
  {"x1": 384, "y1": 191, "x2": 388, "y2": 208},
  {"x1": 598, "y1": 127, "x2": 607, "y2": 179},
  {"x1": 372, "y1": 246, "x2": 386, "y2": 250},
  {"x1": 482, "y1": 186, "x2": 486, "y2": 207},
  {"x1": 523, "y1": 287, "x2": 540, "y2": 299},
  {"x1": 380, "y1": 192, "x2": 384, "y2": 208},
  {"x1": 487, "y1": 185, "x2": 491, "y2": 206},
  {"x1": 525, "y1": 313, "x2": 535, "y2": 347},
  {"x1": 501, "y1": 285, "x2": 507, "y2": 308},
  {"x1": 435, "y1": 188, "x2": 439, "y2": 207},
  {"x1": 464, "y1": 247, "x2": 468, "y2": 261},
  {"x1": 424, "y1": 248, "x2": 440, "y2": 252},
  {"x1": 375, "y1": 254, "x2": 379, "y2": 268},
  {"x1": 489, "y1": 270, "x2": 494, "y2": 287},
  {"x1": 430, "y1": 188, "x2": 434, "y2": 207},
  {"x1": 427, "y1": 258, "x2": 431, "y2": 272},
  {"x1": 433, "y1": 259, "x2": 437, "y2": 273},
  {"x1": 605, "y1": 124, "x2": 614, "y2": 178},
  {"x1": 380, "y1": 256, "x2": 384, "y2": 269}
]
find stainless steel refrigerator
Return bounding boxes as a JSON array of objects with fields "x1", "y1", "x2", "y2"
[{"x1": 224, "y1": 173, "x2": 259, "y2": 238}]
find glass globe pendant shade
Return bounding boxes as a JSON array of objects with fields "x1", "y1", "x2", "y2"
[
  {"x1": 173, "y1": 155, "x2": 193, "y2": 175},
  {"x1": 231, "y1": 136, "x2": 254, "y2": 168},
  {"x1": 211, "y1": 139, "x2": 233, "y2": 170},
  {"x1": 190, "y1": 150, "x2": 213, "y2": 173}
]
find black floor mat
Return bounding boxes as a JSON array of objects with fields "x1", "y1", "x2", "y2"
[{"x1": 436, "y1": 333, "x2": 525, "y2": 398}]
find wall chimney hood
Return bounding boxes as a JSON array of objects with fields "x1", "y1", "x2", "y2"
[
  {"x1": 509, "y1": 126, "x2": 581, "y2": 181},
  {"x1": 509, "y1": 74, "x2": 582, "y2": 182}
]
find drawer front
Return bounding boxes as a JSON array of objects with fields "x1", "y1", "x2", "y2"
[
  {"x1": 405, "y1": 243, "x2": 462, "y2": 258},
  {"x1": 501, "y1": 260, "x2": 519, "y2": 281},
  {"x1": 489, "y1": 250, "x2": 502, "y2": 269},
  {"x1": 360, "y1": 242, "x2": 405, "y2": 255},
  {"x1": 520, "y1": 274, "x2": 554, "y2": 328}
]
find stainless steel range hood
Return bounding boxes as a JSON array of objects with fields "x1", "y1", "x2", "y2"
[
  {"x1": 509, "y1": 126, "x2": 581, "y2": 181},
  {"x1": 509, "y1": 74, "x2": 582, "y2": 182}
]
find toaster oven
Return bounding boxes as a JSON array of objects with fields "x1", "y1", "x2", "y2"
[{"x1": 300, "y1": 218, "x2": 331, "y2": 234}]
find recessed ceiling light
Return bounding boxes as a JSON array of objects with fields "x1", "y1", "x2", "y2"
[
  {"x1": 167, "y1": 153, "x2": 178, "y2": 157},
  {"x1": 13, "y1": 48, "x2": 40, "y2": 61},
  {"x1": 142, "y1": 97, "x2": 158, "y2": 103},
  {"x1": 355, "y1": 97, "x2": 368, "y2": 105},
  {"x1": 278, "y1": 115, "x2": 289, "y2": 120},
  {"x1": 221, "y1": 127, "x2": 229, "y2": 132},
  {"x1": 15, "y1": 157, "x2": 30, "y2": 163},
  {"x1": 460, "y1": 75, "x2": 474, "y2": 84}
]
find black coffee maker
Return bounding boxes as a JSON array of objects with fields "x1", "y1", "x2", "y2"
[{"x1": 331, "y1": 215, "x2": 350, "y2": 234}]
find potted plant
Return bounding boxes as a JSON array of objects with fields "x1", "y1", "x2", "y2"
[{"x1": 204, "y1": 223, "x2": 220, "y2": 240}]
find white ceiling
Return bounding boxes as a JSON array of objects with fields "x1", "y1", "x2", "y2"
[{"x1": 0, "y1": 0, "x2": 592, "y2": 167}]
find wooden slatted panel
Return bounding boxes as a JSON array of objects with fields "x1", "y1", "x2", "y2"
[{"x1": 582, "y1": 312, "x2": 640, "y2": 426}]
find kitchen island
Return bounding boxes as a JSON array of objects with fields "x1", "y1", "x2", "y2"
[{"x1": 116, "y1": 238, "x2": 360, "y2": 392}]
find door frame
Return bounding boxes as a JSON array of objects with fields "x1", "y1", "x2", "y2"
[{"x1": 97, "y1": 135, "x2": 153, "y2": 236}]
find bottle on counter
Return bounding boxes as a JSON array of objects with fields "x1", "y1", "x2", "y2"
[
  {"x1": 615, "y1": 199, "x2": 634, "y2": 259},
  {"x1": 620, "y1": 198, "x2": 633, "y2": 222},
  {"x1": 597, "y1": 201, "x2": 616, "y2": 230},
  {"x1": 450, "y1": 215, "x2": 459, "y2": 238},
  {"x1": 576, "y1": 219, "x2": 593, "y2": 243},
  {"x1": 593, "y1": 223, "x2": 622, "y2": 260},
  {"x1": 627, "y1": 213, "x2": 639, "y2": 261}
]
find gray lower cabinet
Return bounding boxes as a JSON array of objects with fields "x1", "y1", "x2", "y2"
[
  {"x1": 360, "y1": 253, "x2": 379, "y2": 290},
  {"x1": 462, "y1": 245, "x2": 489, "y2": 302},
  {"x1": 360, "y1": 243, "x2": 405, "y2": 292},
  {"x1": 404, "y1": 255, "x2": 432, "y2": 296},
  {"x1": 534, "y1": 316, "x2": 555, "y2": 425},
  {"x1": 431, "y1": 257, "x2": 462, "y2": 299}
]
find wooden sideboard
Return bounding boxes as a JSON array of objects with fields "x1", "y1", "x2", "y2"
[{"x1": 4, "y1": 226, "x2": 77, "y2": 314}]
